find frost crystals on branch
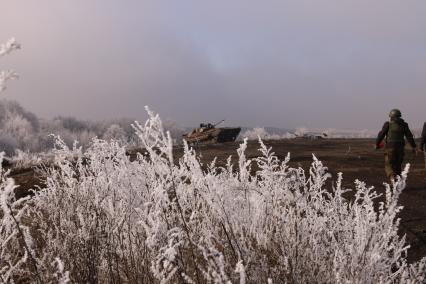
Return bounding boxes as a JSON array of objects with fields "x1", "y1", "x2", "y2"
[{"x1": 0, "y1": 38, "x2": 20, "y2": 92}]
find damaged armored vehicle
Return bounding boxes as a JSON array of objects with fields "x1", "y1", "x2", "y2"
[{"x1": 182, "y1": 120, "x2": 241, "y2": 145}]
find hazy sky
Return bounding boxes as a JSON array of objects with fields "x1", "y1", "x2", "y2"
[{"x1": 1, "y1": 0, "x2": 426, "y2": 129}]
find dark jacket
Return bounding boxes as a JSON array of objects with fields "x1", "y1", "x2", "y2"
[
  {"x1": 421, "y1": 122, "x2": 426, "y2": 151},
  {"x1": 376, "y1": 118, "x2": 416, "y2": 149}
]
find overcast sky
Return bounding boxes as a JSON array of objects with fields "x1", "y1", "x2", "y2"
[{"x1": 1, "y1": 0, "x2": 426, "y2": 129}]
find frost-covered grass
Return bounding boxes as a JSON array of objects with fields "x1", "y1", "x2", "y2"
[
  {"x1": 240, "y1": 127, "x2": 377, "y2": 141},
  {"x1": 0, "y1": 107, "x2": 425, "y2": 283},
  {"x1": 0, "y1": 152, "x2": 69, "y2": 283},
  {"x1": 0, "y1": 38, "x2": 20, "y2": 92},
  {"x1": 10, "y1": 149, "x2": 46, "y2": 169}
]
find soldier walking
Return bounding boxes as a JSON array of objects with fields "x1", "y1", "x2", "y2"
[
  {"x1": 376, "y1": 109, "x2": 417, "y2": 183},
  {"x1": 421, "y1": 121, "x2": 426, "y2": 179}
]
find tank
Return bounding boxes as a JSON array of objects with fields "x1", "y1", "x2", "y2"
[{"x1": 182, "y1": 120, "x2": 241, "y2": 145}]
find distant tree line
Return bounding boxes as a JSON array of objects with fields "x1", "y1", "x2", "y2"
[{"x1": 0, "y1": 99, "x2": 186, "y2": 156}]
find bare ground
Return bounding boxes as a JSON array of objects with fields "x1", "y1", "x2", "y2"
[{"x1": 10, "y1": 138, "x2": 426, "y2": 263}]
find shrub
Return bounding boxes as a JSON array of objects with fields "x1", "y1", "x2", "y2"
[
  {"x1": 1, "y1": 107, "x2": 420, "y2": 283},
  {"x1": 0, "y1": 152, "x2": 69, "y2": 283}
]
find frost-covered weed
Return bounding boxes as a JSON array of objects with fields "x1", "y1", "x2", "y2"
[
  {"x1": 1, "y1": 107, "x2": 425, "y2": 283},
  {"x1": 0, "y1": 153, "x2": 70, "y2": 283},
  {"x1": 0, "y1": 38, "x2": 20, "y2": 92},
  {"x1": 11, "y1": 149, "x2": 45, "y2": 169}
]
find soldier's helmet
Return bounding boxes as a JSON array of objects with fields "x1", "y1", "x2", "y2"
[{"x1": 389, "y1": 109, "x2": 402, "y2": 118}]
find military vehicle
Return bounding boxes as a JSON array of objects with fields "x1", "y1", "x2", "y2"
[{"x1": 182, "y1": 120, "x2": 241, "y2": 145}]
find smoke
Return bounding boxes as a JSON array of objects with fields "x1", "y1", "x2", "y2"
[
  {"x1": 294, "y1": 127, "x2": 376, "y2": 138},
  {"x1": 240, "y1": 126, "x2": 377, "y2": 141},
  {"x1": 240, "y1": 127, "x2": 295, "y2": 140}
]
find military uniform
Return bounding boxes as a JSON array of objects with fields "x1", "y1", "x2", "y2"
[
  {"x1": 421, "y1": 122, "x2": 426, "y2": 178},
  {"x1": 376, "y1": 110, "x2": 416, "y2": 181}
]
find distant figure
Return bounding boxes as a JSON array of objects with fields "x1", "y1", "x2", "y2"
[
  {"x1": 421, "y1": 121, "x2": 426, "y2": 180},
  {"x1": 376, "y1": 109, "x2": 417, "y2": 182}
]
